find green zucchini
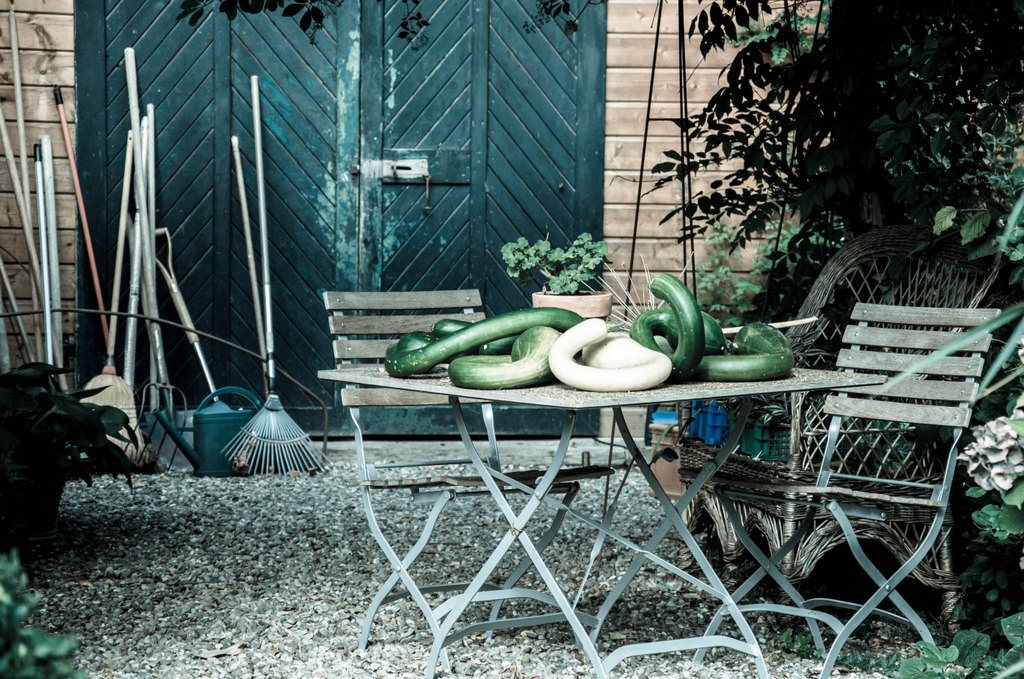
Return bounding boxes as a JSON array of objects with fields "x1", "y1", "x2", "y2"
[
  {"x1": 694, "y1": 352, "x2": 795, "y2": 382},
  {"x1": 629, "y1": 275, "x2": 705, "y2": 381},
  {"x1": 448, "y1": 326, "x2": 560, "y2": 389},
  {"x1": 385, "y1": 307, "x2": 584, "y2": 377},
  {"x1": 431, "y1": 318, "x2": 473, "y2": 337},
  {"x1": 633, "y1": 309, "x2": 728, "y2": 357},
  {"x1": 478, "y1": 335, "x2": 519, "y2": 355},
  {"x1": 384, "y1": 330, "x2": 436, "y2": 359},
  {"x1": 694, "y1": 321, "x2": 794, "y2": 381},
  {"x1": 734, "y1": 322, "x2": 789, "y2": 354},
  {"x1": 702, "y1": 314, "x2": 729, "y2": 355}
]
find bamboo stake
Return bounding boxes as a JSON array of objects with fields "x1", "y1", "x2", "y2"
[
  {"x1": 0, "y1": 100, "x2": 44, "y2": 358},
  {"x1": 9, "y1": 12, "x2": 31, "y2": 240},
  {"x1": 55, "y1": 85, "x2": 109, "y2": 344},
  {"x1": 720, "y1": 316, "x2": 819, "y2": 336}
]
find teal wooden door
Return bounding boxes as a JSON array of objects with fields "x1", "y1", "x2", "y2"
[
  {"x1": 351, "y1": 0, "x2": 607, "y2": 435},
  {"x1": 356, "y1": 0, "x2": 606, "y2": 316},
  {"x1": 74, "y1": 1, "x2": 604, "y2": 436}
]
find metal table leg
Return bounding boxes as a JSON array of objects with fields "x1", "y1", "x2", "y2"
[
  {"x1": 585, "y1": 400, "x2": 769, "y2": 679},
  {"x1": 424, "y1": 398, "x2": 607, "y2": 679}
]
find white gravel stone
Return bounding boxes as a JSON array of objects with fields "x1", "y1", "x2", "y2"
[{"x1": 23, "y1": 461, "x2": 912, "y2": 678}]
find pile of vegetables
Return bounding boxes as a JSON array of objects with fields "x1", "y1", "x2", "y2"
[{"x1": 384, "y1": 274, "x2": 794, "y2": 392}]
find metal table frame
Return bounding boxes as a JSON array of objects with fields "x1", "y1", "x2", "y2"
[{"x1": 318, "y1": 366, "x2": 884, "y2": 678}]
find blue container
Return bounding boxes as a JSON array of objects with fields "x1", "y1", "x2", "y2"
[{"x1": 689, "y1": 399, "x2": 731, "y2": 445}]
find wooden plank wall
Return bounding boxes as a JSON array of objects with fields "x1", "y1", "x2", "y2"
[
  {"x1": 604, "y1": 0, "x2": 747, "y2": 315},
  {"x1": 0, "y1": 0, "x2": 76, "y2": 368}
]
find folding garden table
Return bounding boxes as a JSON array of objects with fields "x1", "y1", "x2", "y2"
[{"x1": 318, "y1": 365, "x2": 884, "y2": 679}]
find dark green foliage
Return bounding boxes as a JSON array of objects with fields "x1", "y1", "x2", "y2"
[
  {"x1": 176, "y1": 0, "x2": 430, "y2": 44},
  {"x1": 0, "y1": 551, "x2": 83, "y2": 679},
  {"x1": 501, "y1": 233, "x2": 609, "y2": 295},
  {"x1": 0, "y1": 364, "x2": 135, "y2": 552},
  {"x1": 654, "y1": 1, "x2": 1024, "y2": 317}
]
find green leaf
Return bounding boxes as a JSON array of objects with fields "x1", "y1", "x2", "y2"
[
  {"x1": 1003, "y1": 477, "x2": 1024, "y2": 508},
  {"x1": 952, "y1": 629, "x2": 990, "y2": 668},
  {"x1": 997, "y1": 504, "x2": 1024, "y2": 535},
  {"x1": 1007, "y1": 418, "x2": 1024, "y2": 438},
  {"x1": 961, "y1": 211, "x2": 992, "y2": 245},
  {"x1": 898, "y1": 657, "x2": 927, "y2": 678},
  {"x1": 934, "y1": 206, "x2": 957, "y2": 234},
  {"x1": 1002, "y1": 612, "x2": 1024, "y2": 645}
]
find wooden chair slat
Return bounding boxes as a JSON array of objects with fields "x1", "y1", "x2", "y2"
[
  {"x1": 329, "y1": 312, "x2": 486, "y2": 336},
  {"x1": 324, "y1": 289, "x2": 483, "y2": 311},
  {"x1": 850, "y1": 303, "x2": 1000, "y2": 327},
  {"x1": 842, "y1": 325, "x2": 994, "y2": 353},
  {"x1": 836, "y1": 348, "x2": 985, "y2": 378},
  {"x1": 333, "y1": 339, "x2": 395, "y2": 361},
  {"x1": 823, "y1": 394, "x2": 972, "y2": 428},
  {"x1": 841, "y1": 378, "x2": 980, "y2": 403}
]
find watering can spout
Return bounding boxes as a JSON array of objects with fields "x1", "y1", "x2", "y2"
[{"x1": 150, "y1": 409, "x2": 202, "y2": 469}]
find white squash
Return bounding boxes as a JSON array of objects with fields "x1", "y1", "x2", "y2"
[
  {"x1": 550, "y1": 319, "x2": 673, "y2": 392},
  {"x1": 581, "y1": 332, "x2": 655, "y2": 369}
]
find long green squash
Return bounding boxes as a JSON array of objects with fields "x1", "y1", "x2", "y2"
[
  {"x1": 448, "y1": 326, "x2": 560, "y2": 389},
  {"x1": 629, "y1": 274, "x2": 705, "y2": 381},
  {"x1": 694, "y1": 321, "x2": 794, "y2": 381},
  {"x1": 632, "y1": 308, "x2": 728, "y2": 357},
  {"x1": 384, "y1": 307, "x2": 584, "y2": 377}
]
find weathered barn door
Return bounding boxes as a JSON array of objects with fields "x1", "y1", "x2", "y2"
[
  {"x1": 351, "y1": 0, "x2": 606, "y2": 434},
  {"x1": 75, "y1": 1, "x2": 605, "y2": 436}
]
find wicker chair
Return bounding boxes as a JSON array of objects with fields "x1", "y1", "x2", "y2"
[{"x1": 674, "y1": 224, "x2": 1002, "y2": 619}]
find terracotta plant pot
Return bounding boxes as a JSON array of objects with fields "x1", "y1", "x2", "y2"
[{"x1": 532, "y1": 290, "x2": 613, "y2": 319}]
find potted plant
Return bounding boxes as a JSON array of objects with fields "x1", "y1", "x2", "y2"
[
  {"x1": 500, "y1": 232, "x2": 613, "y2": 318},
  {"x1": 0, "y1": 363, "x2": 136, "y2": 554}
]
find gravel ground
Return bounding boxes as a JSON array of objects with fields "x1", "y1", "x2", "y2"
[{"x1": 22, "y1": 458, "x2": 918, "y2": 679}]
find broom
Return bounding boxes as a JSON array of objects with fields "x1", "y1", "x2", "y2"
[
  {"x1": 221, "y1": 75, "x2": 330, "y2": 476},
  {"x1": 82, "y1": 130, "x2": 144, "y2": 464}
]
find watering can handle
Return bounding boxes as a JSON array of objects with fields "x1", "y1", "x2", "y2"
[{"x1": 197, "y1": 386, "x2": 263, "y2": 413}]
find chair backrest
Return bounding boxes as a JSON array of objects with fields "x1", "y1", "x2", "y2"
[
  {"x1": 787, "y1": 224, "x2": 1001, "y2": 369},
  {"x1": 324, "y1": 289, "x2": 485, "y2": 408},
  {"x1": 784, "y1": 225, "x2": 1001, "y2": 470},
  {"x1": 816, "y1": 302, "x2": 998, "y2": 493},
  {"x1": 323, "y1": 288, "x2": 499, "y2": 481}
]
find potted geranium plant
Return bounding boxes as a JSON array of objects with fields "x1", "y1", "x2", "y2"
[
  {"x1": 500, "y1": 232, "x2": 613, "y2": 318},
  {"x1": 0, "y1": 363, "x2": 136, "y2": 554}
]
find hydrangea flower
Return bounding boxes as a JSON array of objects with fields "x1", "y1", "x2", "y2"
[{"x1": 959, "y1": 410, "x2": 1024, "y2": 492}]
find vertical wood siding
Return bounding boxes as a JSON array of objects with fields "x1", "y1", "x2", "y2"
[{"x1": 0, "y1": 0, "x2": 76, "y2": 366}]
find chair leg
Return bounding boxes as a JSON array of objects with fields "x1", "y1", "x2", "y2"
[
  {"x1": 358, "y1": 484, "x2": 457, "y2": 671},
  {"x1": 810, "y1": 500, "x2": 940, "y2": 679}
]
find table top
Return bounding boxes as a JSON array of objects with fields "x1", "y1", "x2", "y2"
[{"x1": 318, "y1": 365, "x2": 885, "y2": 409}]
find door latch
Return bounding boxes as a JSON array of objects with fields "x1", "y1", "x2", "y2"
[{"x1": 362, "y1": 158, "x2": 429, "y2": 179}]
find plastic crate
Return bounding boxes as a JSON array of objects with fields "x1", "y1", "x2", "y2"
[
  {"x1": 740, "y1": 422, "x2": 790, "y2": 461},
  {"x1": 646, "y1": 401, "x2": 733, "y2": 447},
  {"x1": 689, "y1": 400, "x2": 731, "y2": 445}
]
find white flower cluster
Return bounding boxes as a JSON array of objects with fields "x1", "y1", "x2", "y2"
[{"x1": 959, "y1": 410, "x2": 1024, "y2": 492}]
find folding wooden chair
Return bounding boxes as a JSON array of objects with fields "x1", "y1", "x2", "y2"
[
  {"x1": 677, "y1": 225, "x2": 1002, "y2": 617},
  {"x1": 682, "y1": 302, "x2": 999, "y2": 677},
  {"x1": 323, "y1": 289, "x2": 611, "y2": 662}
]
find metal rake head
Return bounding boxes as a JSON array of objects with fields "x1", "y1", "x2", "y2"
[{"x1": 221, "y1": 394, "x2": 331, "y2": 475}]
